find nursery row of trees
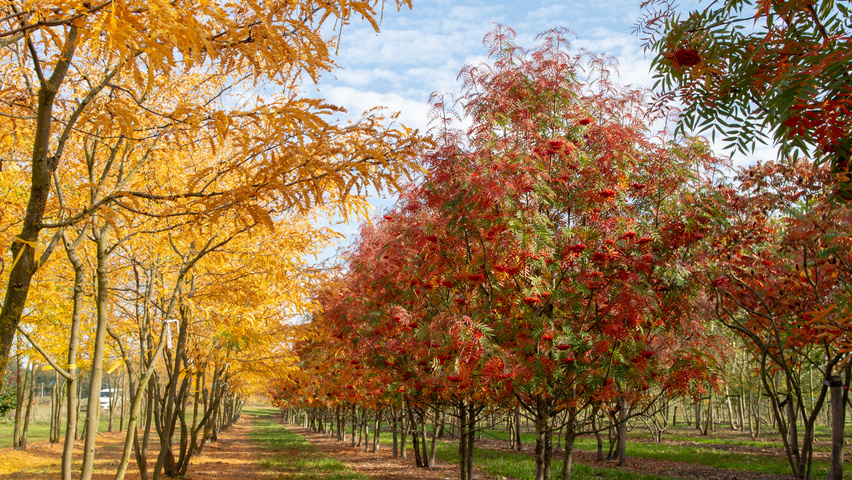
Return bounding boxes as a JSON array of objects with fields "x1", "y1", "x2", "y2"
[
  {"x1": 270, "y1": 25, "x2": 852, "y2": 480},
  {"x1": 0, "y1": 0, "x2": 425, "y2": 479}
]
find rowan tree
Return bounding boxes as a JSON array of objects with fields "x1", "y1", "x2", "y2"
[
  {"x1": 638, "y1": 0, "x2": 852, "y2": 197},
  {"x1": 406, "y1": 26, "x2": 727, "y2": 480},
  {"x1": 707, "y1": 160, "x2": 852, "y2": 480},
  {"x1": 281, "y1": 25, "x2": 728, "y2": 480}
]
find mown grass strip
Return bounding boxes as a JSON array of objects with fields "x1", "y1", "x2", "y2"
[
  {"x1": 429, "y1": 438, "x2": 677, "y2": 480},
  {"x1": 248, "y1": 408, "x2": 368, "y2": 480},
  {"x1": 0, "y1": 416, "x2": 114, "y2": 446},
  {"x1": 478, "y1": 428, "x2": 829, "y2": 477},
  {"x1": 364, "y1": 427, "x2": 673, "y2": 479}
]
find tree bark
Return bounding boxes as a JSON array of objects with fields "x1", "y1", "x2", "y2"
[
  {"x1": 13, "y1": 352, "x2": 25, "y2": 449},
  {"x1": 560, "y1": 410, "x2": 576, "y2": 480},
  {"x1": 617, "y1": 399, "x2": 628, "y2": 466},
  {"x1": 532, "y1": 398, "x2": 553, "y2": 480},
  {"x1": 0, "y1": 26, "x2": 79, "y2": 377},
  {"x1": 372, "y1": 409, "x2": 382, "y2": 453},
  {"x1": 79, "y1": 226, "x2": 111, "y2": 480},
  {"x1": 514, "y1": 405, "x2": 523, "y2": 451},
  {"x1": 827, "y1": 375, "x2": 844, "y2": 480},
  {"x1": 19, "y1": 363, "x2": 37, "y2": 450}
]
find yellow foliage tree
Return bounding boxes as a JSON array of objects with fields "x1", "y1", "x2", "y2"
[{"x1": 0, "y1": 0, "x2": 424, "y2": 381}]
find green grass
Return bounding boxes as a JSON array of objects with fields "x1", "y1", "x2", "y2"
[
  {"x1": 339, "y1": 421, "x2": 674, "y2": 479},
  {"x1": 474, "y1": 422, "x2": 833, "y2": 478},
  {"x1": 573, "y1": 438, "x2": 828, "y2": 477},
  {"x1": 249, "y1": 407, "x2": 368, "y2": 480},
  {"x1": 344, "y1": 419, "x2": 828, "y2": 480},
  {"x1": 430, "y1": 438, "x2": 676, "y2": 480},
  {"x1": 0, "y1": 410, "x2": 116, "y2": 447}
]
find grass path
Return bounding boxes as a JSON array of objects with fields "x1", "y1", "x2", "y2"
[{"x1": 248, "y1": 407, "x2": 369, "y2": 480}]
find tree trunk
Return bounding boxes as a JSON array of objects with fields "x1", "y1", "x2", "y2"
[
  {"x1": 49, "y1": 371, "x2": 59, "y2": 443},
  {"x1": 407, "y1": 402, "x2": 424, "y2": 467},
  {"x1": 458, "y1": 402, "x2": 476, "y2": 480},
  {"x1": 827, "y1": 375, "x2": 844, "y2": 480},
  {"x1": 18, "y1": 363, "x2": 37, "y2": 450},
  {"x1": 592, "y1": 413, "x2": 603, "y2": 461},
  {"x1": 617, "y1": 399, "x2": 628, "y2": 466},
  {"x1": 725, "y1": 385, "x2": 736, "y2": 430},
  {"x1": 514, "y1": 405, "x2": 523, "y2": 451},
  {"x1": 372, "y1": 409, "x2": 382, "y2": 453},
  {"x1": 391, "y1": 406, "x2": 399, "y2": 458},
  {"x1": 694, "y1": 401, "x2": 701, "y2": 433},
  {"x1": 79, "y1": 227, "x2": 112, "y2": 480},
  {"x1": 351, "y1": 404, "x2": 357, "y2": 448},
  {"x1": 418, "y1": 409, "x2": 430, "y2": 467},
  {"x1": 703, "y1": 394, "x2": 712, "y2": 435},
  {"x1": 533, "y1": 398, "x2": 553, "y2": 480},
  {"x1": 108, "y1": 375, "x2": 115, "y2": 432},
  {"x1": 427, "y1": 409, "x2": 441, "y2": 467},
  {"x1": 13, "y1": 353, "x2": 26, "y2": 449},
  {"x1": 400, "y1": 407, "x2": 408, "y2": 459},
  {"x1": 75, "y1": 374, "x2": 84, "y2": 440},
  {"x1": 560, "y1": 410, "x2": 576, "y2": 480}
]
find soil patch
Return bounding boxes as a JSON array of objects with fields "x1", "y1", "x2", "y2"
[{"x1": 0, "y1": 414, "x2": 270, "y2": 480}]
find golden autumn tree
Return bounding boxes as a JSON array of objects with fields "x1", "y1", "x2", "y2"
[{"x1": 0, "y1": 0, "x2": 425, "y2": 380}]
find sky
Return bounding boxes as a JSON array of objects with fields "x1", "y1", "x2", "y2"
[
  {"x1": 316, "y1": 0, "x2": 660, "y2": 132},
  {"x1": 304, "y1": 0, "x2": 771, "y2": 264}
]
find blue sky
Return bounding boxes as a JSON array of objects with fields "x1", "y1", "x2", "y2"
[
  {"x1": 316, "y1": 0, "x2": 660, "y2": 133},
  {"x1": 306, "y1": 0, "x2": 767, "y2": 263}
]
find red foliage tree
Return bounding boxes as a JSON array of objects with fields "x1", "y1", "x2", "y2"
[
  {"x1": 280, "y1": 25, "x2": 728, "y2": 480},
  {"x1": 707, "y1": 160, "x2": 852, "y2": 480}
]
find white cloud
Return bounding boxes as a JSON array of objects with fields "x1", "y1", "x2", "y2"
[{"x1": 320, "y1": 86, "x2": 433, "y2": 133}]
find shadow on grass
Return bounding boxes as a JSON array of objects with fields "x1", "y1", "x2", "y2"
[
  {"x1": 432, "y1": 439, "x2": 676, "y2": 480},
  {"x1": 249, "y1": 408, "x2": 367, "y2": 480}
]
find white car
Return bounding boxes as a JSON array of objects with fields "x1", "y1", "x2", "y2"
[{"x1": 99, "y1": 388, "x2": 120, "y2": 409}]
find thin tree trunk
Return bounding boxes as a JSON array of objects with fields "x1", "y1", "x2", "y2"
[
  {"x1": 458, "y1": 402, "x2": 476, "y2": 480},
  {"x1": 827, "y1": 375, "x2": 844, "y2": 480},
  {"x1": 533, "y1": 398, "x2": 553, "y2": 480},
  {"x1": 725, "y1": 384, "x2": 736, "y2": 430},
  {"x1": 427, "y1": 409, "x2": 441, "y2": 467},
  {"x1": 18, "y1": 363, "x2": 37, "y2": 449},
  {"x1": 391, "y1": 406, "x2": 398, "y2": 458},
  {"x1": 351, "y1": 404, "x2": 357, "y2": 448},
  {"x1": 593, "y1": 413, "x2": 603, "y2": 461},
  {"x1": 514, "y1": 405, "x2": 523, "y2": 451},
  {"x1": 13, "y1": 353, "x2": 26, "y2": 449},
  {"x1": 372, "y1": 409, "x2": 382, "y2": 453},
  {"x1": 695, "y1": 400, "x2": 701, "y2": 432},
  {"x1": 617, "y1": 399, "x2": 628, "y2": 466},
  {"x1": 79, "y1": 227, "x2": 112, "y2": 480},
  {"x1": 560, "y1": 410, "x2": 576, "y2": 480},
  {"x1": 399, "y1": 407, "x2": 407, "y2": 459}
]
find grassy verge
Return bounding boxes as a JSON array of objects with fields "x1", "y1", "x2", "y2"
[
  {"x1": 477, "y1": 427, "x2": 829, "y2": 477},
  {"x1": 0, "y1": 416, "x2": 116, "y2": 447},
  {"x1": 357, "y1": 425, "x2": 673, "y2": 479},
  {"x1": 431, "y1": 439, "x2": 676, "y2": 480},
  {"x1": 359, "y1": 421, "x2": 824, "y2": 479},
  {"x1": 249, "y1": 408, "x2": 368, "y2": 480}
]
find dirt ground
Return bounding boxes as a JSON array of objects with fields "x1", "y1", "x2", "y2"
[{"x1": 0, "y1": 416, "x2": 270, "y2": 480}]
